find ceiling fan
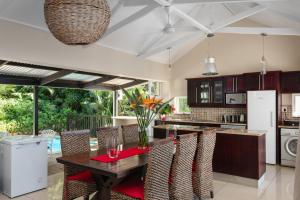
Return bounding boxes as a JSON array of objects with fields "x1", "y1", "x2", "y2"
[{"x1": 137, "y1": 4, "x2": 200, "y2": 57}]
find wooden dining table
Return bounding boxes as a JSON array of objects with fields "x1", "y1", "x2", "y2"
[{"x1": 56, "y1": 142, "x2": 152, "y2": 200}]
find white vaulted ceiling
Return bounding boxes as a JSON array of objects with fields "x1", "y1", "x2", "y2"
[{"x1": 0, "y1": 0, "x2": 299, "y2": 64}]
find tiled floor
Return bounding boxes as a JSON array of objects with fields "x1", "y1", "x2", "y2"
[{"x1": 0, "y1": 164, "x2": 295, "y2": 200}]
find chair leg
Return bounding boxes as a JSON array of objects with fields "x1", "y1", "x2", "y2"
[{"x1": 210, "y1": 191, "x2": 214, "y2": 199}]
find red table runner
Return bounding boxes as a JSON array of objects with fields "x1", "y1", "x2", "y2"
[{"x1": 91, "y1": 147, "x2": 150, "y2": 163}]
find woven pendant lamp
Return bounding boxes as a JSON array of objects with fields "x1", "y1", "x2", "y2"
[{"x1": 44, "y1": 0, "x2": 111, "y2": 45}]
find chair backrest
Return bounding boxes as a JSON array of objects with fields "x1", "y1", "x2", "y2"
[
  {"x1": 170, "y1": 133, "x2": 198, "y2": 200},
  {"x1": 144, "y1": 138, "x2": 174, "y2": 200},
  {"x1": 96, "y1": 126, "x2": 119, "y2": 149},
  {"x1": 121, "y1": 124, "x2": 139, "y2": 145},
  {"x1": 193, "y1": 129, "x2": 217, "y2": 198},
  {"x1": 61, "y1": 129, "x2": 90, "y2": 157},
  {"x1": 61, "y1": 130, "x2": 91, "y2": 176},
  {"x1": 195, "y1": 130, "x2": 217, "y2": 168}
]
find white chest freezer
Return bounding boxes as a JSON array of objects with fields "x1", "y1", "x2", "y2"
[{"x1": 0, "y1": 135, "x2": 48, "y2": 198}]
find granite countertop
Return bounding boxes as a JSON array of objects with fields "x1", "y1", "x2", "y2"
[
  {"x1": 159, "y1": 119, "x2": 247, "y2": 126},
  {"x1": 278, "y1": 125, "x2": 299, "y2": 129},
  {"x1": 153, "y1": 124, "x2": 265, "y2": 137}
]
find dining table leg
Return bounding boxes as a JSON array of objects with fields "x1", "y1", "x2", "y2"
[{"x1": 93, "y1": 175, "x2": 116, "y2": 200}]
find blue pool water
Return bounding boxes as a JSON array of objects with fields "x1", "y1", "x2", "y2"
[{"x1": 49, "y1": 136, "x2": 98, "y2": 154}]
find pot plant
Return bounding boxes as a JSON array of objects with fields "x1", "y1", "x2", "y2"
[
  {"x1": 159, "y1": 104, "x2": 175, "y2": 121},
  {"x1": 123, "y1": 88, "x2": 172, "y2": 148}
]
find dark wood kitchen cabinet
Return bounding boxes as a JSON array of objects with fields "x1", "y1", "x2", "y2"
[
  {"x1": 281, "y1": 71, "x2": 300, "y2": 93},
  {"x1": 243, "y1": 72, "x2": 260, "y2": 91},
  {"x1": 187, "y1": 77, "x2": 224, "y2": 107},
  {"x1": 261, "y1": 71, "x2": 281, "y2": 91},
  {"x1": 187, "y1": 79, "x2": 198, "y2": 106},
  {"x1": 243, "y1": 71, "x2": 281, "y2": 91},
  {"x1": 225, "y1": 75, "x2": 245, "y2": 93},
  {"x1": 213, "y1": 132, "x2": 266, "y2": 179}
]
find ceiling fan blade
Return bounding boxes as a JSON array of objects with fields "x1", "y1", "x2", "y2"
[{"x1": 217, "y1": 27, "x2": 300, "y2": 36}]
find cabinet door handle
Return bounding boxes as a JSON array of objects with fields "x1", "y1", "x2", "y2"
[
  {"x1": 258, "y1": 74, "x2": 259, "y2": 90},
  {"x1": 195, "y1": 88, "x2": 198, "y2": 103},
  {"x1": 211, "y1": 86, "x2": 213, "y2": 103},
  {"x1": 236, "y1": 77, "x2": 238, "y2": 92},
  {"x1": 232, "y1": 77, "x2": 235, "y2": 92}
]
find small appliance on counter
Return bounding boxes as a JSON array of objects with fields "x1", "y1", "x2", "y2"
[
  {"x1": 222, "y1": 114, "x2": 246, "y2": 124},
  {"x1": 283, "y1": 119, "x2": 299, "y2": 127},
  {"x1": 226, "y1": 93, "x2": 247, "y2": 105}
]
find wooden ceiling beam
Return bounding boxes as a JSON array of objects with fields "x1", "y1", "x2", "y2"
[
  {"x1": 83, "y1": 76, "x2": 117, "y2": 88},
  {"x1": 211, "y1": 4, "x2": 266, "y2": 32},
  {"x1": 102, "y1": 4, "x2": 158, "y2": 38},
  {"x1": 118, "y1": 80, "x2": 148, "y2": 89},
  {"x1": 138, "y1": 33, "x2": 205, "y2": 58},
  {"x1": 217, "y1": 27, "x2": 300, "y2": 36},
  {"x1": 40, "y1": 69, "x2": 75, "y2": 85}
]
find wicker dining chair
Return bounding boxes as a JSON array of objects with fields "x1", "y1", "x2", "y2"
[
  {"x1": 121, "y1": 124, "x2": 139, "y2": 145},
  {"x1": 111, "y1": 138, "x2": 175, "y2": 200},
  {"x1": 193, "y1": 129, "x2": 217, "y2": 199},
  {"x1": 61, "y1": 130, "x2": 97, "y2": 200},
  {"x1": 169, "y1": 133, "x2": 198, "y2": 200},
  {"x1": 96, "y1": 126, "x2": 120, "y2": 149}
]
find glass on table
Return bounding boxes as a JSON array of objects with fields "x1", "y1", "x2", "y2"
[{"x1": 106, "y1": 136, "x2": 119, "y2": 158}]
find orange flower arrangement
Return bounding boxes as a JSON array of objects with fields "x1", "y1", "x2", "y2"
[{"x1": 123, "y1": 88, "x2": 172, "y2": 147}]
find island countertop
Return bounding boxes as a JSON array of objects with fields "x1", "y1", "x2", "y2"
[
  {"x1": 153, "y1": 124, "x2": 265, "y2": 136},
  {"x1": 156, "y1": 119, "x2": 247, "y2": 126}
]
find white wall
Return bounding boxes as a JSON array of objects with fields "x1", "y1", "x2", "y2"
[
  {"x1": 171, "y1": 34, "x2": 300, "y2": 97},
  {"x1": 0, "y1": 19, "x2": 169, "y2": 82}
]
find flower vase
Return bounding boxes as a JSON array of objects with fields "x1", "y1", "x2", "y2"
[{"x1": 138, "y1": 128, "x2": 149, "y2": 149}]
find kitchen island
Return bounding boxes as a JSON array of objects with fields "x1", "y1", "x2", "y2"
[{"x1": 153, "y1": 124, "x2": 266, "y2": 187}]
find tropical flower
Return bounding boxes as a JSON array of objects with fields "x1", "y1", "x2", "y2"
[{"x1": 122, "y1": 88, "x2": 173, "y2": 147}]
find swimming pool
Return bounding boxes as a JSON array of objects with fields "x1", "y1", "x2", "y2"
[{"x1": 49, "y1": 136, "x2": 98, "y2": 154}]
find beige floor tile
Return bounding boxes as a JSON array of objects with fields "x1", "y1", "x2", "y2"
[
  {"x1": 0, "y1": 194, "x2": 31, "y2": 200},
  {"x1": 259, "y1": 167, "x2": 295, "y2": 200},
  {"x1": 214, "y1": 180, "x2": 228, "y2": 195}
]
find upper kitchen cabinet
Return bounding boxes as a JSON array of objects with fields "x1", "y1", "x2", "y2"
[
  {"x1": 243, "y1": 72, "x2": 260, "y2": 91},
  {"x1": 281, "y1": 71, "x2": 300, "y2": 93},
  {"x1": 225, "y1": 75, "x2": 245, "y2": 93},
  {"x1": 187, "y1": 79, "x2": 198, "y2": 106},
  {"x1": 262, "y1": 71, "x2": 281, "y2": 91},
  {"x1": 243, "y1": 71, "x2": 281, "y2": 91},
  {"x1": 187, "y1": 77, "x2": 224, "y2": 107}
]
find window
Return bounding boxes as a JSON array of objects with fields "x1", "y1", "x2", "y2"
[
  {"x1": 173, "y1": 96, "x2": 191, "y2": 114},
  {"x1": 117, "y1": 82, "x2": 161, "y2": 116},
  {"x1": 292, "y1": 93, "x2": 300, "y2": 117}
]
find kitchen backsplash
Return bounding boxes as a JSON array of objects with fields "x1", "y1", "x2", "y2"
[
  {"x1": 190, "y1": 107, "x2": 247, "y2": 122},
  {"x1": 281, "y1": 105, "x2": 299, "y2": 121},
  {"x1": 171, "y1": 107, "x2": 247, "y2": 122}
]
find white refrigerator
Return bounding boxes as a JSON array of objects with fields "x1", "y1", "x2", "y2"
[
  {"x1": 247, "y1": 90, "x2": 276, "y2": 164},
  {"x1": 0, "y1": 135, "x2": 48, "y2": 198}
]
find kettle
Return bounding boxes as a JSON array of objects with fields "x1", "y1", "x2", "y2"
[{"x1": 239, "y1": 114, "x2": 245, "y2": 123}]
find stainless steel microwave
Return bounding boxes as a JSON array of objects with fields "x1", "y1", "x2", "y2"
[{"x1": 226, "y1": 93, "x2": 247, "y2": 105}]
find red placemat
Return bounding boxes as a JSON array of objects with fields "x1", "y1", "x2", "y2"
[{"x1": 91, "y1": 147, "x2": 150, "y2": 163}]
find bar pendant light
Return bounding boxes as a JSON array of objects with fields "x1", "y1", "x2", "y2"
[
  {"x1": 260, "y1": 33, "x2": 267, "y2": 75},
  {"x1": 203, "y1": 33, "x2": 218, "y2": 76}
]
